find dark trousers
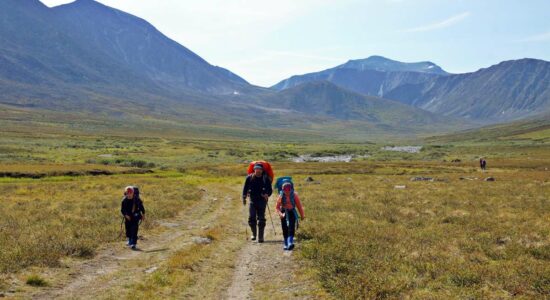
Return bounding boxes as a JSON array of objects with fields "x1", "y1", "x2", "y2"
[
  {"x1": 248, "y1": 201, "x2": 266, "y2": 229},
  {"x1": 280, "y1": 209, "x2": 297, "y2": 240},
  {"x1": 125, "y1": 220, "x2": 140, "y2": 245}
]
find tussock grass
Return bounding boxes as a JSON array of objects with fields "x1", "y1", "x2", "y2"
[
  {"x1": 296, "y1": 162, "x2": 550, "y2": 298},
  {"x1": 25, "y1": 274, "x2": 48, "y2": 287},
  {"x1": 0, "y1": 163, "x2": 150, "y2": 178},
  {"x1": 1, "y1": 124, "x2": 548, "y2": 297},
  {"x1": 0, "y1": 174, "x2": 199, "y2": 273}
]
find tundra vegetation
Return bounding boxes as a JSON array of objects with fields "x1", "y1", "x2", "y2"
[{"x1": 0, "y1": 122, "x2": 548, "y2": 298}]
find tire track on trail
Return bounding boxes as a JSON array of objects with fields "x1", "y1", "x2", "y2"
[
  {"x1": 224, "y1": 204, "x2": 325, "y2": 300},
  {"x1": 30, "y1": 186, "x2": 226, "y2": 300},
  {"x1": 24, "y1": 184, "x2": 325, "y2": 299}
]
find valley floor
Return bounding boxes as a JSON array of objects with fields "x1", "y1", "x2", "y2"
[{"x1": 0, "y1": 128, "x2": 549, "y2": 299}]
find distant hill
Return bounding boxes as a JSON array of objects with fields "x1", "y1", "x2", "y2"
[
  {"x1": 385, "y1": 59, "x2": 550, "y2": 122},
  {"x1": 426, "y1": 112, "x2": 550, "y2": 144},
  {"x1": 274, "y1": 56, "x2": 550, "y2": 123},
  {"x1": 272, "y1": 56, "x2": 448, "y2": 97},
  {"x1": 259, "y1": 81, "x2": 451, "y2": 127}
]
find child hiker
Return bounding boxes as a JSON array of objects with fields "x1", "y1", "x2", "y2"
[
  {"x1": 120, "y1": 186, "x2": 145, "y2": 250},
  {"x1": 275, "y1": 181, "x2": 305, "y2": 250}
]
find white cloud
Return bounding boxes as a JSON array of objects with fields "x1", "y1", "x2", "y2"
[
  {"x1": 515, "y1": 31, "x2": 550, "y2": 43},
  {"x1": 401, "y1": 12, "x2": 471, "y2": 33}
]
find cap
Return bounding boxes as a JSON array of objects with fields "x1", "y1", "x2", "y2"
[{"x1": 253, "y1": 164, "x2": 263, "y2": 170}]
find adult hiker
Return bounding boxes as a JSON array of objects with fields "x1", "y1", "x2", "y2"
[
  {"x1": 121, "y1": 186, "x2": 145, "y2": 250},
  {"x1": 242, "y1": 162, "x2": 273, "y2": 243},
  {"x1": 275, "y1": 178, "x2": 305, "y2": 251},
  {"x1": 480, "y1": 158, "x2": 487, "y2": 171}
]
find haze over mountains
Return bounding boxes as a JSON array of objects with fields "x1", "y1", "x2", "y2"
[{"x1": 1, "y1": 0, "x2": 548, "y2": 139}]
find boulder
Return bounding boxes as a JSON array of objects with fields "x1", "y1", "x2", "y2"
[
  {"x1": 192, "y1": 237, "x2": 212, "y2": 245},
  {"x1": 410, "y1": 177, "x2": 434, "y2": 182}
]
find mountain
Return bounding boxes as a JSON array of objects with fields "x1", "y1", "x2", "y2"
[
  {"x1": 272, "y1": 56, "x2": 448, "y2": 98},
  {"x1": 256, "y1": 81, "x2": 461, "y2": 129},
  {"x1": 0, "y1": 0, "x2": 473, "y2": 139},
  {"x1": 385, "y1": 59, "x2": 550, "y2": 122},
  {"x1": 0, "y1": 0, "x2": 145, "y2": 87},
  {"x1": 0, "y1": 0, "x2": 247, "y2": 102},
  {"x1": 274, "y1": 56, "x2": 550, "y2": 123},
  {"x1": 53, "y1": 0, "x2": 248, "y2": 94},
  {"x1": 336, "y1": 56, "x2": 448, "y2": 75}
]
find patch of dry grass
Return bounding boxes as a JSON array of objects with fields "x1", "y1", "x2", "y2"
[
  {"x1": 295, "y1": 162, "x2": 550, "y2": 298},
  {"x1": 0, "y1": 174, "x2": 199, "y2": 273}
]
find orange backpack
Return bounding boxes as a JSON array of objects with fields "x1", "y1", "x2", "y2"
[{"x1": 247, "y1": 161, "x2": 274, "y2": 181}]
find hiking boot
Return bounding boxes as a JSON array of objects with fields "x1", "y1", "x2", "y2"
[
  {"x1": 131, "y1": 245, "x2": 137, "y2": 250},
  {"x1": 287, "y1": 236, "x2": 294, "y2": 250},
  {"x1": 250, "y1": 226, "x2": 257, "y2": 241},
  {"x1": 258, "y1": 227, "x2": 265, "y2": 243}
]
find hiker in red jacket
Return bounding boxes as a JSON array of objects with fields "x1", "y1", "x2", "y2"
[{"x1": 275, "y1": 182, "x2": 305, "y2": 250}]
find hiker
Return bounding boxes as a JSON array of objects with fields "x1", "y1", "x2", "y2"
[
  {"x1": 480, "y1": 158, "x2": 487, "y2": 171},
  {"x1": 121, "y1": 186, "x2": 145, "y2": 250},
  {"x1": 242, "y1": 163, "x2": 273, "y2": 243},
  {"x1": 275, "y1": 179, "x2": 305, "y2": 251}
]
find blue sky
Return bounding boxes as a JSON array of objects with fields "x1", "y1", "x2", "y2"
[{"x1": 41, "y1": 0, "x2": 550, "y2": 87}]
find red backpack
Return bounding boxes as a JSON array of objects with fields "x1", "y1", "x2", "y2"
[{"x1": 247, "y1": 161, "x2": 274, "y2": 181}]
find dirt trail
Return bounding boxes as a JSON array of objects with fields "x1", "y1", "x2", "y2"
[
  {"x1": 22, "y1": 185, "x2": 324, "y2": 299},
  {"x1": 224, "y1": 208, "x2": 321, "y2": 300},
  {"x1": 30, "y1": 188, "x2": 225, "y2": 300}
]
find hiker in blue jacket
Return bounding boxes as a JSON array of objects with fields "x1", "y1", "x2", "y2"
[
  {"x1": 242, "y1": 164, "x2": 273, "y2": 243},
  {"x1": 121, "y1": 186, "x2": 145, "y2": 250}
]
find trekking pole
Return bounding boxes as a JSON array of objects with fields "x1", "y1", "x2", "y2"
[
  {"x1": 243, "y1": 196, "x2": 249, "y2": 241},
  {"x1": 116, "y1": 216, "x2": 125, "y2": 240},
  {"x1": 266, "y1": 198, "x2": 277, "y2": 236}
]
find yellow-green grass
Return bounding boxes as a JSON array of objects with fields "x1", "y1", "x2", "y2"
[
  {"x1": 1, "y1": 123, "x2": 549, "y2": 298},
  {"x1": 0, "y1": 163, "x2": 149, "y2": 179},
  {"x1": 293, "y1": 163, "x2": 550, "y2": 298},
  {"x1": 119, "y1": 181, "x2": 247, "y2": 299},
  {"x1": 0, "y1": 173, "x2": 200, "y2": 273}
]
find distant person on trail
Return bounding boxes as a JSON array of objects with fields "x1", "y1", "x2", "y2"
[
  {"x1": 275, "y1": 180, "x2": 305, "y2": 251},
  {"x1": 480, "y1": 158, "x2": 487, "y2": 171},
  {"x1": 121, "y1": 186, "x2": 145, "y2": 250},
  {"x1": 242, "y1": 163, "x2": 273, "y2": 243}
]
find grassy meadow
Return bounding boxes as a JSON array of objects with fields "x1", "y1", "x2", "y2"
[
  {"x1": 0, "y1": 122, "x2": 548, "y2": 298},
  {"x1": 295, "y1": 163, "x2": 549, "y2": 298}
]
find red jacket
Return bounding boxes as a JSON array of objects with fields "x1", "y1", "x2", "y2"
[{"x1": 275, "y1": 192, "x2": 305, "y2": 219}]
